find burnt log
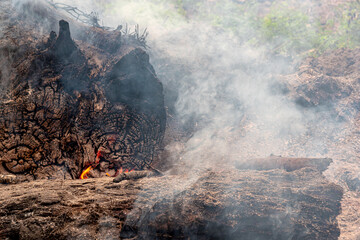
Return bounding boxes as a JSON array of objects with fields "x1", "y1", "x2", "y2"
[
  {"x1": 236, "y1": 156, "x2": 333, "y2": 172},
  {"x1": 0, "y1": 160, "x2": 343, "y2": 240},
  {"x1": 113, "y1": 170, "x2": 154, "y2": 183},
  {"x1": 0, "y1": 16, "x2": 166, "y2": 180}
]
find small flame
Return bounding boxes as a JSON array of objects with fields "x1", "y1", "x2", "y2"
[
  {"x1": 119, "y1": 167, "x2": 134, "y2": 174},
  {"x1": 113, "y1": 167, "x2": 134, "y2": 177},
  {"x1": 80, "y1": 166, "x2": 93, "y2": 179},
  {"x1": 81, "y1": 166, "x2": 134, "y2": 179}
]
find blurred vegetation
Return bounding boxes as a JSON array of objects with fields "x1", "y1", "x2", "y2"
[
  {"x1": 179, "y1": 0, "x2": 360, "y2": 56},
  {"x1": 191, "y1": 0, "x2": 360, "y2": 57},
  {"x1": 104, "y1": 0, "x2": 360, "y2": 57},
  {"x1": 256, "y1": 1, "x2": 360, "y2": 56}
]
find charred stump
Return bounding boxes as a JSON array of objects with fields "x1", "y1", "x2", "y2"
[{"x1": 0, "y1": 19, "x2": 166, "y2": 180}]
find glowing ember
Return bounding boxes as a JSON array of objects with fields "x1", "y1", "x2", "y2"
[
  {"x1": 80, "y1": 164, "x2": 134, "y2": 179},
  {"x1": 112, "y1": 167, "x2": 134, "y2": 177},
  {"x1": 80, "y1": 166, "x2": 93, "y2": 179},
  {"x1": 119, "y1": 167, "x2": 134, "y2": 173}
]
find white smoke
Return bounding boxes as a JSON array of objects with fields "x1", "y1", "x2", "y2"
[
  {"x1": 82, "y1": 0, "x2": 312, "y2": 169},
  {"x1": 3, "y1": 0, "x2": 347, "y2": 174}
]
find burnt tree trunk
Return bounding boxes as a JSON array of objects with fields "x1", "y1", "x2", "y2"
[{"x1": 0, "y1": 16, "x2": 166, "y2": 180}]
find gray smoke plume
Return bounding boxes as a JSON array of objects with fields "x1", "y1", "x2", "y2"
[
  {"x1": 5, "y1": 0, "x2": 345, "y2": 172},
  {"x1": 84, "y1": 0, "x2": 314, "y2": 169}
]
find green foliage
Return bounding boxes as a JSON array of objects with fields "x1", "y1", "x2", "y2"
[
  {"x1": 337, "y1": 2, "x2": 360, "y2": 48},
  {"x1": 260, "y1": 7, "x2": 315, "y2": 54},
  {"x1": 105, "y1": 0, "x2": 360, "y2": 57},
  {"x1": 196, "y1": 0, "x2": 360, "y2": 56}
]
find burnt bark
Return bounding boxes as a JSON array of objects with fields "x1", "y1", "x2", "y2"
[
  {"x1": 0, "y1": 18, "x2": 166, "y2": 180},
  {"x1": 0, "y1": 160, "x2": 343, "y2": 240}
]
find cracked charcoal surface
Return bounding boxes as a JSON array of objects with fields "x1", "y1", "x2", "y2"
[{"x1": 0, "y1": 6, "x2": 166, "y2": 180}]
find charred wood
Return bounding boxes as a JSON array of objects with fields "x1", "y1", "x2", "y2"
[{"x1": 0, "y1": 16, "x2": 166, "y2": 180}]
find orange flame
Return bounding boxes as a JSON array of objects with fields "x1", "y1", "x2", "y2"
[
  {"x1": 112, "y1": 167, "x2": 134, "y2": 177},
  {"x1": 81, "y1": 166, "x2": 134, "y2": 179},
  {"x1": 118, "y1": 168, "x2": 134, "y2": 174},
  {"x1": 80, "y1": 166, "x2": 93, "y2": 179}
]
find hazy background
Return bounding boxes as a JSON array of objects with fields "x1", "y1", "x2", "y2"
[
  {"x1": 62, "y1": 1, "x2": 304, "y2": 156},
  {"x1": 7, "y1": 0, "x2": 360, "y2": 171},
  {"x1": 59, "y1": 0, "x2": 344, "y2": 169}
]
